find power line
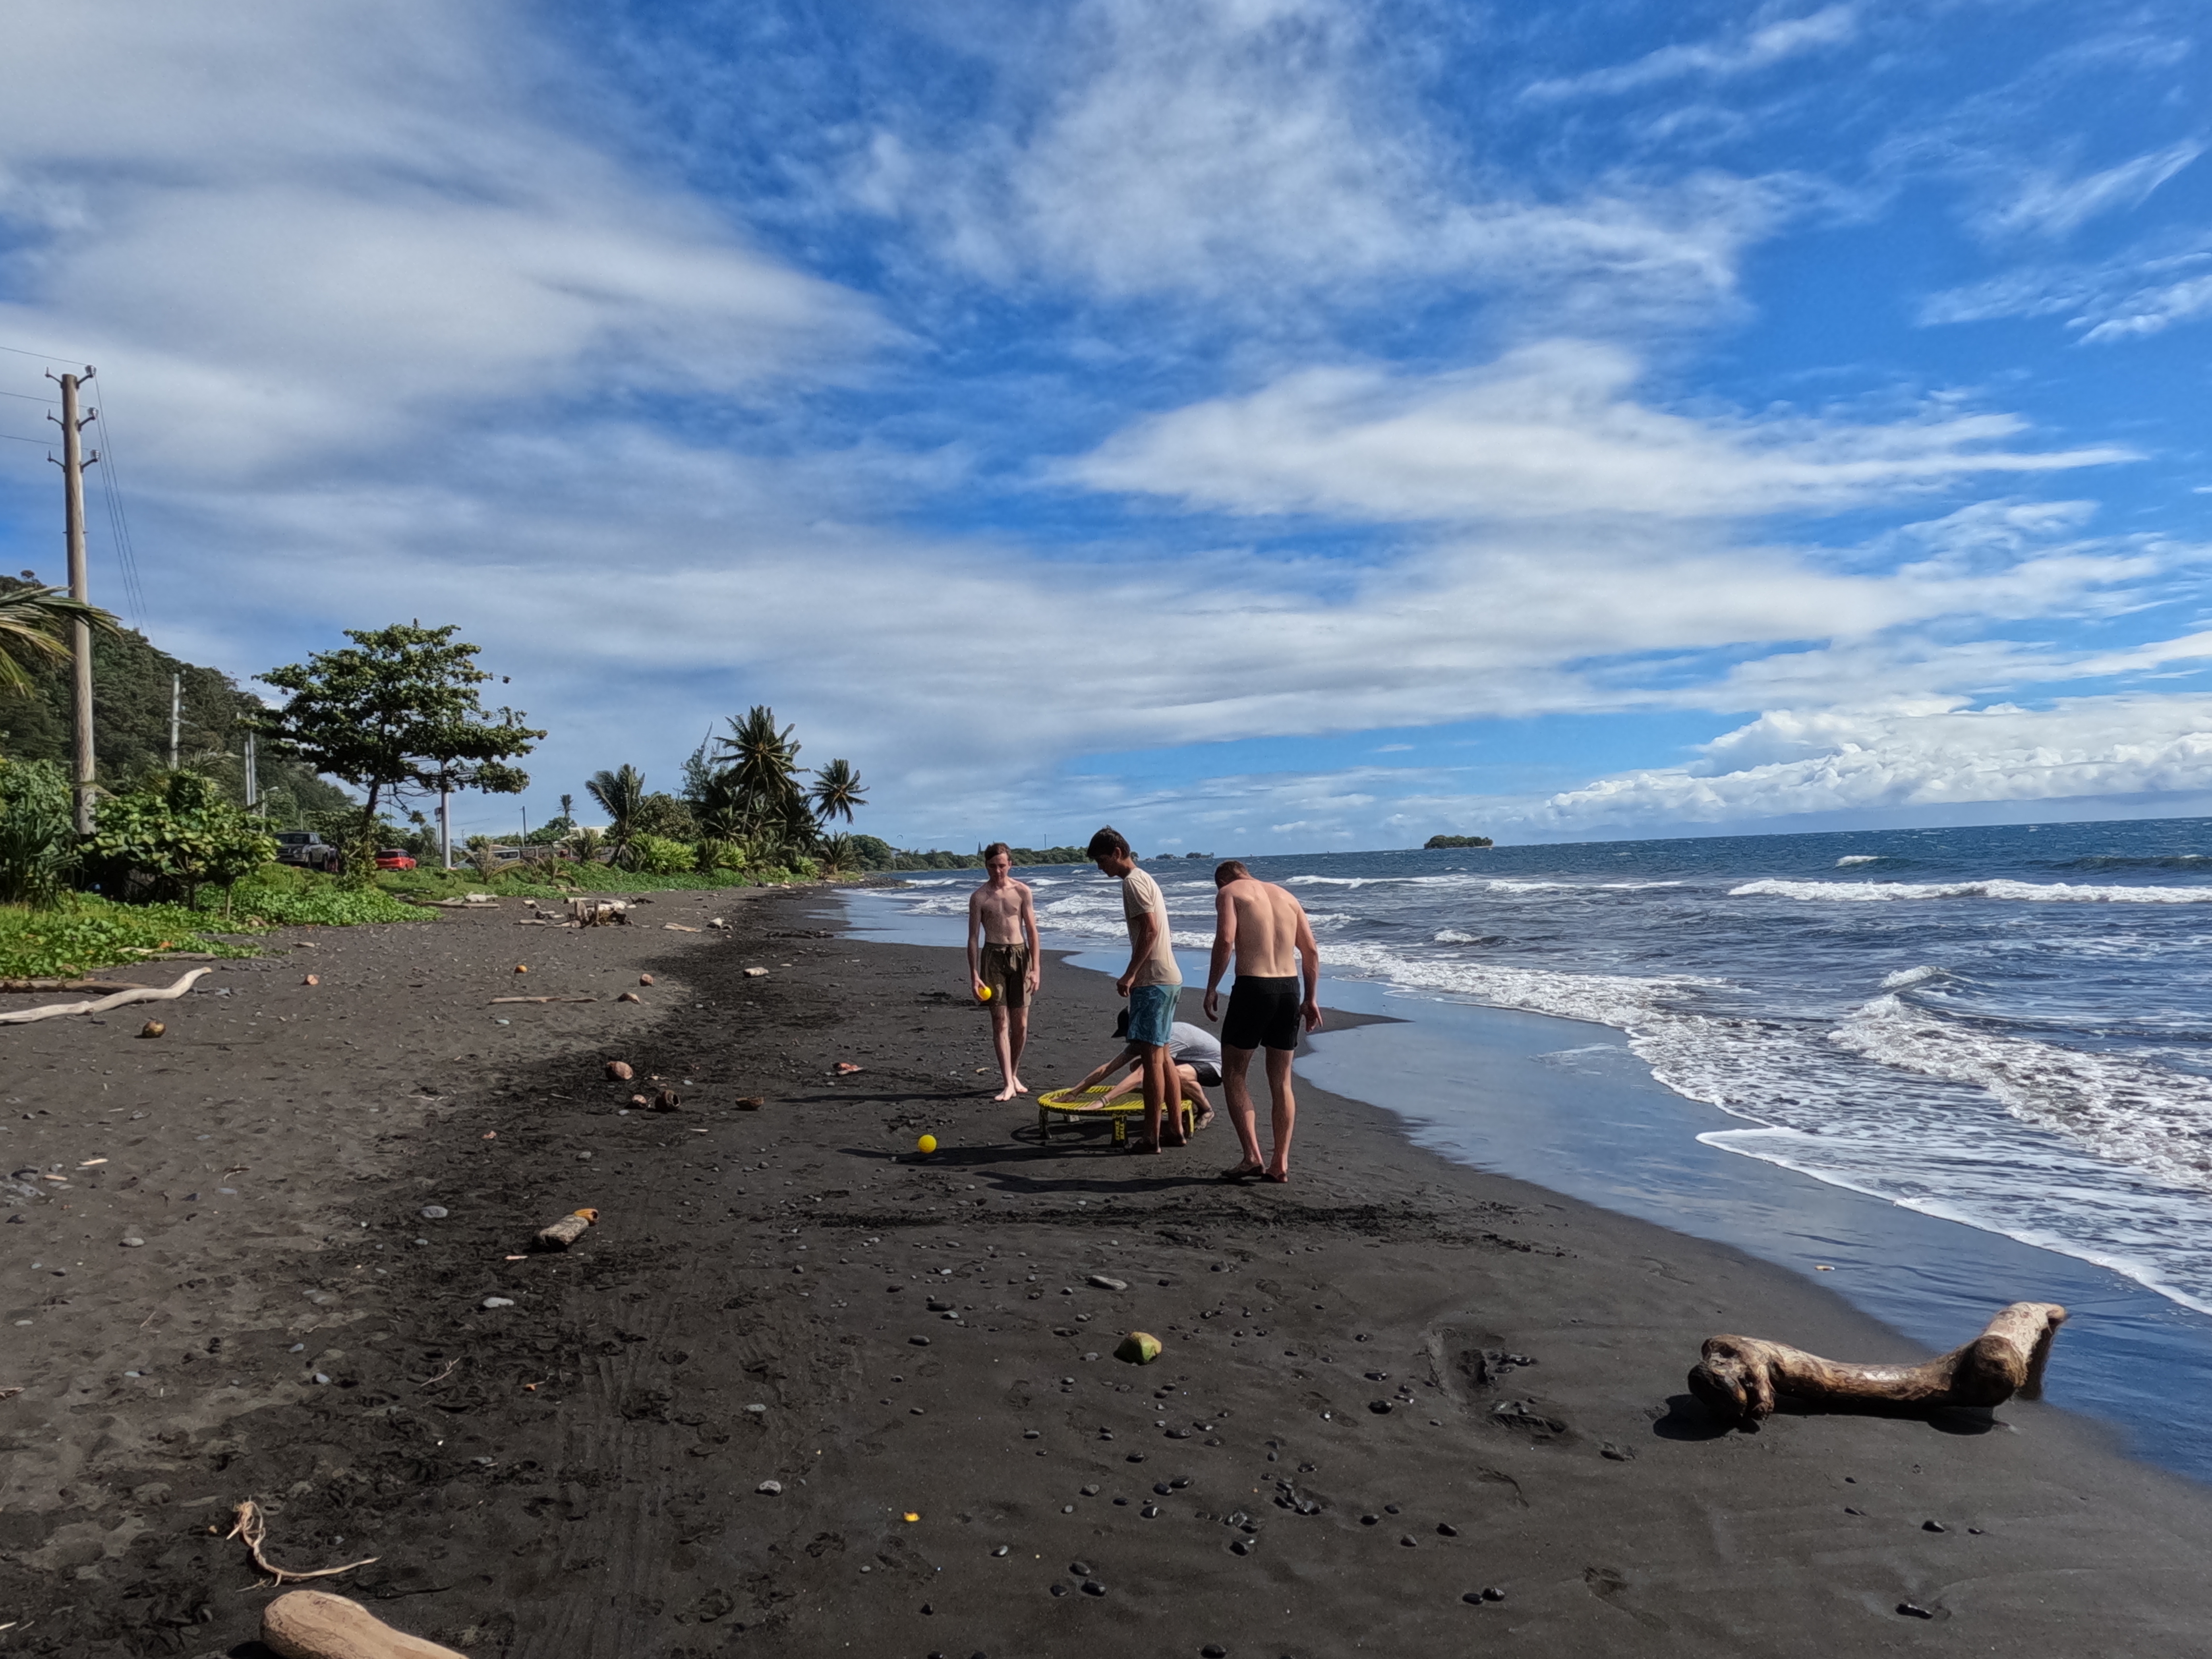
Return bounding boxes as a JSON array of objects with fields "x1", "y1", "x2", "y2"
[
  {"x1": 0, "y1": 432, "x2": 52, "y2": 445},
  {"x1": 0, "y1": 341, "x2": 89, "y2": 364},
  {"x1": 89, "y1": 378, "x2": 149, "y2": 625},
  {"x1": 0, "y1": 389, "x2": 58, "y2": 404}
]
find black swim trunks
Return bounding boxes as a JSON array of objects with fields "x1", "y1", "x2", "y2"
[{"x1": 1222, "y1": 976, "x2": 1301, "y2": 1052}]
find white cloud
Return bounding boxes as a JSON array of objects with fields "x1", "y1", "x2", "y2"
[
  {"x1": 1526, "y1": 696, "x2": 2212, "y2": 833},
  {"x1": 0, "y1": 2, "x2": 880, "y2": 480},
  {"x1": 1971, "y1": 142, "x2": 2202, "y2": 243},
  {"x1": 1920, "y1": 237, "x2": 2212, "y2": 343},
  {"x1": 1071, "y1": 342, "x2": 2134, "y2": 522},
  {"x1": 851, "y1": 0, "x2": 1785, "y2": 320},
  {"x1": 1520, "y1": 6, "x2": 1858, "y2": 104}
]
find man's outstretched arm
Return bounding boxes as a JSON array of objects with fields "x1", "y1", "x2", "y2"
[
  {"x1": 1203, "y1": 889, "x2": 1237, "y2": 1021},
  {"x1": 1297, "y1": 908, "x2": 1323, "y2": 1033}
]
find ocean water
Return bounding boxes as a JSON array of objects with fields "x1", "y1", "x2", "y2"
[{"x1": 864, "y1": 819, "x2": 2212, "y2": 1324}]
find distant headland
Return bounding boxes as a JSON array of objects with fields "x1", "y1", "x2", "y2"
[{"x1": 1423, "y1": 834, "x2": 1494, "y2": 849}]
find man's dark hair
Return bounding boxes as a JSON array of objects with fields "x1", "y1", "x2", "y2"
[
  {"x1": 1087, "y1": 826, "x2": 1131, "y2": 860},
  {"x1": 1213, "y1": 860, "x2": 1252, "y2": 886},
  {"x1": 982, "y1": 841, "x2": 1011, "y2": 862}
]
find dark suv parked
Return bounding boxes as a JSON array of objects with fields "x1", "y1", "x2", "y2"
[{"x1": 273, "y1": 831, "x2": 342, "y2": 872}]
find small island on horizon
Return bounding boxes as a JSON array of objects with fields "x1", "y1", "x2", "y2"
[{"x1": 1424, "y1": 833, "x2": 1495, "y2": 849}]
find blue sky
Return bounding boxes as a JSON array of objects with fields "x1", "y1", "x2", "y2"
[{"x1": 0, "y1": 0, "x2": 2208, "y2": 851}]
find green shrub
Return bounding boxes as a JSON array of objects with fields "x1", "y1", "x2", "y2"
[
  {"x1": 627, "y1": 833, "x2": 695, "y2": 875},
  {"x1": 694, "y1": 836, "x2": 746, "y2": 873},
  {"x1": 83, "y1": 771, "x2": 276, "y2": 909},
  {"x1": 0, "y1": 757, "x2": 76, "y2": 907}
]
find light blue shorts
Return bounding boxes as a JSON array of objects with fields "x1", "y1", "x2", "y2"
[{"x1": 1126, "y1": 982, "x2": 1178, "y2": 1048}]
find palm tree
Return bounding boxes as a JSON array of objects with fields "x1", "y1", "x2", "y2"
[
  {"x1": 810, "y1": 758, "x2": 866, "y2": 825},
  {"x1": 0, "y1": 587, "x2": 122, "y2": 696},
  {"x1": 585, "y1": 765, "x2": 646, "y2": 866},
  {"x1": 715, "y1": 706, "x2": 804, "y2": 820},
  {"x1": 818, "y1": 832, "x2": 856, "y2": 876}
]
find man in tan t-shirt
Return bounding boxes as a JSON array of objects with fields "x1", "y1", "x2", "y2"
[{"x1": 1087, "y1": 824, "x2": 1187, "y2": 1151}]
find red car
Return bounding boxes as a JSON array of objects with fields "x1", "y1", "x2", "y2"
[{"x1": 373, "y1": 849, "x2": 418, "y2": 871}]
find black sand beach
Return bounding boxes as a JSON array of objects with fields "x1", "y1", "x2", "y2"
[{"x1": 7, "y1": 886, "x2": 2212, "y2": 1656}]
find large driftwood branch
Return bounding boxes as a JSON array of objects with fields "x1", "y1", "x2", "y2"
[
  {"x1": 0, "y1": 967, "x2": 210, "y2": 1026},
  {"x1": 1689, "y1": 1301, "x2": 2065, "y2": 1428},
  {"x1": 262, "y1": 1590, "x2": 466, "y2": 1659}
]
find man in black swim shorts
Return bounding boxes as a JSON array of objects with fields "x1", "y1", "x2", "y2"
[{"x1": 1203, "y1": 860, "x2": 1321, "y2": 1183}]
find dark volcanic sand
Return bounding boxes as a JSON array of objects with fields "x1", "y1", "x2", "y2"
[{"x1": 6, "y1": 886, "x2": 2212, "y2": 1657}]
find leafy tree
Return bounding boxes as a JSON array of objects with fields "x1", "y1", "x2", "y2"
[
  {"x1": 810, "y1": 757, "x2": 866, "y2": 825},
  {"x1": 715, "y1": 705, "x2": 805, "y2": 824},
  {"x1": 83, "y1": 771, "x2": 276, "y2": 911},
  {"x1": 586, "y1": 765, "x2": 646, "y2": 864},
  {"x1": 633, "y1": 792, "x2": 698, "y2": 841},
  {"x1": 257, "y1": 624, "x2": 541, "y2": 875},
  {"x1": 523, "y1": 815, "x2": 574, "y2": 846}
]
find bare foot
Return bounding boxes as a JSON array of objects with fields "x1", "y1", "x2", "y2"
[
  {"x1": 1193, "y1": 1108, "x2": 1215, "y2": 1129},
  {"x1": 1262, "y1": 1169, "x2": 1290, "y2": 1184},
  {"x1": 993, "y1": 1082, "x2": 1020, "y2": 1102},
  {"x1": 1218, "y1": 1161, "x2": 1263, "y2": 1182},
  {"x1": 1012, "y1": 1076, "x2": 1029, "y2": 1095},
  {"x1": 1128, "y1": 1138, "x2": 1163, "y2": 1154}
]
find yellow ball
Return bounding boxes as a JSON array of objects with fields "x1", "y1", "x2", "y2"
[
  {"x1": 917, "y1": 1134, "x2": 938, "y2": 1154},
  {"x1": 977, "y1": 984, "x2": 993, "y2": 1002}
]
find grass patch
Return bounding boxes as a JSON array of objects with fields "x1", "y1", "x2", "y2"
[
  {"x1": 0, "y1": 868, "x2": 429, "y2": 978},
  {"x1": 374, "y1": 863, "x2": 808, "y2": 901}
]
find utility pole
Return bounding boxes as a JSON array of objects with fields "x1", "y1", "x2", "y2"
[
  {"x1": 243, "y1": 729, "x2": 260, "y2": 814},
  {"x1": 49, "y1": 367, "x2": 97, "y2": 834},
  {"x1": 439, "y1": 782, "x2": 452, "y2": 869},
  {"x1": 168, "y1": 673, "x2": 181, "y2": 770}
]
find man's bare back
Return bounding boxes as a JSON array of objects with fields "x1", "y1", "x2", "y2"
[{"x1": 1216, "y1": 876, "x2": 1308, "y2": 978}]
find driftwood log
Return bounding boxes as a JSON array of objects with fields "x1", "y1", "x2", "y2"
[
  {"x1": 570, "y1": 897, "x2": 630, "y2": 926},
  {"x1": 262, "y1": 1590, "x2": 466, "y2": 1659},
  {"x1": 0, "y1": 967, "x2": 210, "y2": 1027},
  {"x1": 532, "y1": 1207, "x2": 598, "y2": 1250},
  {"x1": 1690, "y1": 1301, "x2": 2065, "y2": 1427}
]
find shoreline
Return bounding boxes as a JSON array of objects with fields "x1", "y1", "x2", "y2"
[
  {"x1": 6, "y1": 887, "x2": 2212, "y2": 1654},
  {"x1": 845, "y1": 884, "x2": 2212, "y2": 1485}
]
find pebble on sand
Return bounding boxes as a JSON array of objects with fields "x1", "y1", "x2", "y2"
[
  {"x1": 420, "y1": 1205, "x2": 449, "y2": 1220},
  {"x1": 606, "y1": 1061, "x2": 634, "y2": 1081},
  {"x1": 757, "y1": 1479, "x2": 783, "y2": 1495},
  {"x1": 120, "y1": 1237, "x2": 144, "y2": 1248},
  {"x1": 138, "y1": 1021, "x2": 164, "y2": 1038},
  {"x1": 910, "y1": 1335, "x2": 932, "y2": 1346},
  {"x1": 618, "y1": 992, "x2": 642, "y2": 1003},
  {"x1": 482, "y1": 1296, "x2": 516, "y2": 1309},
  {"x1": 1896, "y1": 1603, "x2": 1935, "y2": 1620},
  {"x1": 1088, "y1": 1274, "x2": 1128, "y2": 1291}
]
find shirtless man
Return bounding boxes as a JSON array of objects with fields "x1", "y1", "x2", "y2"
[
  {"x1": 1203, "y1": 859, "x2": 1321, "y2": 1183},
  {"x1": 967, "y1": 843, "x2": 1042, "y2": 1100},
  {"x1": 1087, "y1": 826, "x2": 1186, "y2": 1151}
]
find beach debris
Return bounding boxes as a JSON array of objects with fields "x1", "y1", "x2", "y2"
[
  {"x1": 303, "y1": 975, "x2": 320, "y2": 986},
  {"x1": 1087, "y1": 1274, "x2": 1127, "y2": 1291},
  {"x1": 533, "y1": 1207, "x2": 599, "y2": 1251},
  {"x1": 742, "y1": 967, "x2": 769, "y2": 978},
  {"x1": 757, "y1": 1479, "x2": 783, "y2": 1495},
  {"x1": 139, "y1": 1019, "x2": 165, "y2": 1038},
  {"x1": 639, "y1": 973, "x2": 655, "y2": 986},
  {"x1": 224, "y1": 1501, "x2": 380, "y2": 1587},
  {"x1": 916, "y1": 1134, "x2": 938, "y2": 1154},
  {"x1": 663, "y1": 922, "x2": 700, "y2": 932},
  {"x1": 708, "y1": 917, "x2": 726, "y2": 929},
  {"x1": 1115, "y1": 1332, "x2": 1163, "y2": 1365},
  {"x1": 605, "y1": 1060, "x2": 634, "y2": 1081},
  {"x1": 0, "y1": 966, "x2": 212, "y2": 1027},
  {"x1": 737, "y1": 1096, "x2": 765, "y2": 1111},
  {"x1": 514, "y1": 964, "x2": 528, "y2": 974},
  {"x1": 420, "y1": 1205, "x2": 447, "y2": 1220},
  {"x1": 1688, "y1": 1301, "x2": 2067, "y2": 1428},
  {"x1": 1897, "y1": 1603, "x2": 1936, "y2": 1620},
  {"x1": 490, "y1": 995, "x2": 595, "y2": 1004},
  {"x1": 482, "y1": 1296, "x2": 515, "y2": 1309},
  {"x1": 652, "y1": 1090, "x2": 682, "y2": 1112},
  {"x1": 617, "y1": 992, "x2": 642, "y2": 1004},
  {"x1": 570, "y1": 897, "x2": 630, "y2": 926},
  {"x1": 260, "y1": 1588, "x2": 464, "y2": 1659},
  {"x1": 834, "y1": 1062, "x2": 863, "y2": 1075}
]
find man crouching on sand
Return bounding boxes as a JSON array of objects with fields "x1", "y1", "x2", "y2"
[
  {"x1": 967, "y1": 842, "x2": 1041, "y2": 1100},
  {"x1": 1204, "y1": 859, "x2": 1321, "y2": 1183},
  {"x1": 1088, "y1": 826, "x2": 1186, "y2": 1152}
]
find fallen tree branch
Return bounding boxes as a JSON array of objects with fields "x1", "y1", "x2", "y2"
[
  {"x1": 262, "y1": 1589, "x2": 466, "y2": 1659},
  {"x1": 0, "y1": 967, "x2": 211, "y2": 1027},
  {"x1": 0, "y1": 978, "x2": 152, "y2": 994},
  {"x1": 1689, "y1": 1301, "x2": 2066, "y2": 1427},
  {"x1": 225, "y1": 1499, "x2": 379, "y2": 1586},
  {"x1": 487, "y1": 995, "x2": 597, "y2": 1005}
]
